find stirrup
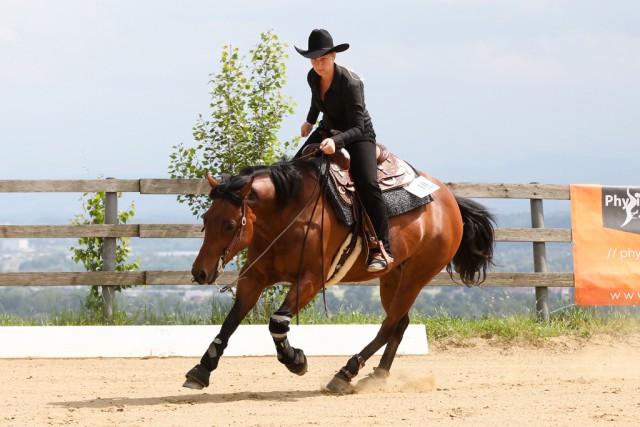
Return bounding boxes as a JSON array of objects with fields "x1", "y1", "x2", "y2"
[{"x1": 367, "y1": 252, "x2": 393, "y2": 272}]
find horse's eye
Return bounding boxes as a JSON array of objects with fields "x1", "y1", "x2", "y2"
[{"x1": 224, "y1": 222, "x2": 236, "y2": 232}]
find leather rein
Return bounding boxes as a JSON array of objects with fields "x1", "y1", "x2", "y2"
[
  {"x1": 209, "y1": 198, "x2": 247, "y2": 286},
  {"x1": 214, "y1": 151, "x2": 329, "y2": 300}
]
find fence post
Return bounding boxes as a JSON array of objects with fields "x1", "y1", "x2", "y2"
[
  {"x1": 530, "y1": 195, "x2": 549, "y2": 322},
  {"x1": 103, "y1": 178, "x2": 117, "y2": 321}
]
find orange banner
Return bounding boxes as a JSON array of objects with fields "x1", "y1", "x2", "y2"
[{"x1": 571, "y1": 184, "x2": 640, "y2": 306}]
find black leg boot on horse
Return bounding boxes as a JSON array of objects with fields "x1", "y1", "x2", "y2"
[
  {"x1": 183, "y1": 280, "x2": 265, "y2": 389},
  {"x1": 269, "y1": 309, "x2": 308, "y2": 375},
  {"x1": 185, "y1": 159, "x2": 494, "y2": 394}
]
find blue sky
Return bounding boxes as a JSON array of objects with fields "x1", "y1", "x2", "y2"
[{"x1": 1, "y1": 0, "x2": 639, "y2": 219}]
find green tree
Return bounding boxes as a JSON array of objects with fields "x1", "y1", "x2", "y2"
[
  {"x1": 168, "y1": 30, "x2": 299, "y2": 310},
  {"x1": 70, "y1": 191, "x2": 139, "y2": 321},
  {"x1": 168, "y1": 30, "x2": 298, "y2": 217}
]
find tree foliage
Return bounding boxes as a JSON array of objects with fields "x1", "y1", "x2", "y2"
[
  {"x1": 168, "y1": 30, "x2": 298, "y2": 217},
  {"x1": 70, "y1": 191, "x2": 139, "y2": 315}
]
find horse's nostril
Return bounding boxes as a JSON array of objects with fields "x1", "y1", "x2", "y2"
[{"x1": 191, "y1": 268, "x2": 208, "y2": 284}]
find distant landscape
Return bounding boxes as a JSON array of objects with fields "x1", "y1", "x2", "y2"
[{"x1": 0, "y1": 209, "x2": 577, "y2": 319}]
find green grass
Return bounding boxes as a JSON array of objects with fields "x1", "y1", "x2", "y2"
[
  {"x1": 2, "y1": 301, "x2": 639, "y2": 347},
  {"x1": 414, "y1": 306, "x2": 640, "y2": 345}
]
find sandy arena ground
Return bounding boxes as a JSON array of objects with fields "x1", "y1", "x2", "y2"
[{"x1": 1, "y1": 334, "x2": 639, "y2": 426}]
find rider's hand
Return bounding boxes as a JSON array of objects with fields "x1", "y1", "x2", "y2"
[
  {"x1": 320, "y1": 138, "x2": 336, "y2": 155},
  {"x1": 301, "y1": 121, "x2": 314, "y2": 137}
]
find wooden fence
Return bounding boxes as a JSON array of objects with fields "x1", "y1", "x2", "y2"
[{"x1": 0, "y1": 179, "x2": 574, "y2": 320}]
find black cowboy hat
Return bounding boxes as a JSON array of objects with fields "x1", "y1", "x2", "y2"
[{"x1": 295, "y1": 29, "x2": 349, "y2": 59}]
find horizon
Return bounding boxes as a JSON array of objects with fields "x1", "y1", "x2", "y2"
[{"x1": 2, "y1": 1, "x2": 639, "y2": 220}]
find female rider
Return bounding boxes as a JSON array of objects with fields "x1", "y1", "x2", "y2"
[{"x1": 295, "y1": 29, "x2": 393, "y2": 272}]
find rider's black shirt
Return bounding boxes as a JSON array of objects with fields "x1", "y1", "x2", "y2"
[{"x1": 305, "y1": 64, "x2": 376, "y2": 149}]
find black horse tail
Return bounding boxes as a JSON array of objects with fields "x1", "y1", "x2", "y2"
[{"x1": 447, "y1": 196, "x2": 496, "y2": 286}]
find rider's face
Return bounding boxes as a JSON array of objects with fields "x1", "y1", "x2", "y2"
[{"x1": 310, "y1": 53, "x2": 336, "y2": 78}]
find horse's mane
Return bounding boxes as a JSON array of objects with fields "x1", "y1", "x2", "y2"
[{"x1": 209, "y1": 159, "x2": 317, "y2": 208}]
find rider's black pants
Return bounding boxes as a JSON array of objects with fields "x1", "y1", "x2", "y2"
[{"x1": 295, "y1": 130, "x2": 392, "y2": 257}]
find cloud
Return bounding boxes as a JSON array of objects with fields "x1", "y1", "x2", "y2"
[
  {"x1": 547, "y1": 32, "x2": 640, "y2": 86},
  {"x1": 435, "y1": 0, "x2": 555, "y2": 9},
  {"x1": 474, "y1": 41, "x2": 563, "y2": 84},
  {"x1": 0, "y1": 26, "x2": 46, "y2": 84},
  {"x1": 0, "y1": 3, "x2": 114, "y2": 86},
  {"x1": 472, "y1": 31, "x2": 640, "y2": 87},
  {"x1": 0, "y1": 27, "x2": 19, "y2": 44}
]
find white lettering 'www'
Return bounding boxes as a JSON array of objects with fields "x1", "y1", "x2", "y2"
[{"x1": 609, "y1": 292, "x2": 640, "y2": 301}]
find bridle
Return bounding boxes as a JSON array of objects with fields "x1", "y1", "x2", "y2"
[
  {"x1": 210, "y1": 198, "x2": 247, "y2": 284},
  {"x1": 208, "y1": 151, "x2": 329, "y2": 294}
]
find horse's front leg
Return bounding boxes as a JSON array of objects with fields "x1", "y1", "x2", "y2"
[
  {"x1": 183, "y1": 274, "x2": 266, "y2": 390},
  {"x1": 269, "y1": 277, "x2": 319, "y2": 376}
]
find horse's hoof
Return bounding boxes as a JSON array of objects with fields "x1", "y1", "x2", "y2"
[
  {"x1": 356, "y1": 367, "x2": 390, "y2": 391},
  {"x1": 286, "y1": 360, "x2": 308, "y2": 376},
  {"x1": 182, "y1": 378, "x2": 204, "y2": 390},
  {"x1": 285, "y1": 348, "x2": 308, "y2": 376},
  {"x1": 183, "y1": 364, "x2": 210, "y2": 390},
  {"x1": 324, "y1": 374, "x2": 356, "y2": 394}
]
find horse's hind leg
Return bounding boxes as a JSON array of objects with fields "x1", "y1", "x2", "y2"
[
  {"x1": 324, "y1": 268, "x2": 413, "y2": 392},
  {"x1": 325, "y1": 265, "x2": 437, "y2": 393},
  {"x1": 325, "y1": 312, "x2": 415, "y2": 393},
  {"x1": 356, "y1": 313, "x2": 410, "y2": 388},
  {"x1": 356, "y1": 273, "x2": 411, "y2": 387},
  {"x1": 378, "y1": 313, "x2": 410, "y2": 371},
  {"x1": 372, "y1": 271, "x2": 412, "y2": 372}
]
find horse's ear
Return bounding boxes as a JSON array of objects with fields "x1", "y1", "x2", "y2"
[
  {"x1": 206, "y1": 172, "x2": 219, "y2": 189},
  {"x1": 238, "y1": 177, "x2": 254, "y2": 200}
]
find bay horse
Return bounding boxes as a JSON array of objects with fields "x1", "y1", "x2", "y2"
[{"x1": 185, "y1": 155, "x2": 495, "y2": 393}]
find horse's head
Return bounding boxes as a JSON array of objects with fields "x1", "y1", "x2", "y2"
[{"x1": 191, "y1": 172, "x2": 255, "y2": 285}]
